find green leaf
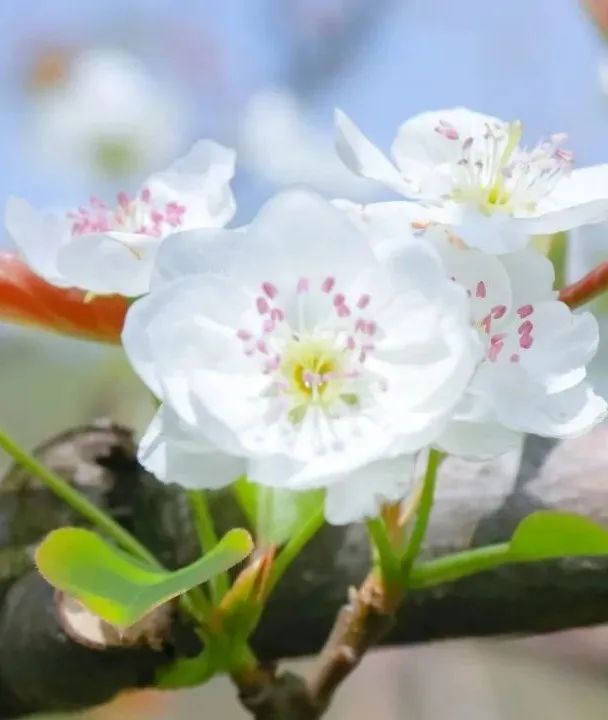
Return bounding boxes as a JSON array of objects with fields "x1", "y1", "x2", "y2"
[
  {"x1": 234, "y1": 477, "x2": 324, "y2": 545},
  {"x1": 510, "y1": 510, "x2": 608, "y2": 559},
  {"x1": 36, "y1": 527, "x2": 253, "y2": 627},
  {"x1": 409, "y1": 510, "x2": 608, "y2": 590}
]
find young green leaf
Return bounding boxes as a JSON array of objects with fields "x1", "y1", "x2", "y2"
[
  {"x1": 510, "y1": 510, "x2": 608, "y2": 559},
  {"x1": 409, "y1": 510, "x2": 608, "y2": 589},
  {"x1": 36, "y1": 527, "x2": 253, "y2": 627}
]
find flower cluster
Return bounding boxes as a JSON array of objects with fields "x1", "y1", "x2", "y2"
[{"x1": 7, "y1": 107, "x2": 608, "y2": 525}]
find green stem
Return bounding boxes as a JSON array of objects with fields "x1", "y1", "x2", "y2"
[
  {"x1": 0, "y1": 426, "x2": 159, "y2": 568},
  {"x1": 408, "y1": 543, "x2": 511, "y2": 589},
  {"x1": 188, "y1": 490, "x2": 228, "y2": 603},
  {"x1": 366, "y1": 517, "x2": 402, "y2": 588},
  {"x1": 267, "y1": 506, "x2": 325, "y2": 595},
  {"x1": 402, "y1": 449, "x2": 444, "y2": 577}
]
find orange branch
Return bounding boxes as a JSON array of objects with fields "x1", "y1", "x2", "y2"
[
  {"x1": 559, "y1": 261, "x2": 608, "y2": 310},
  {"x1": 0, "y1": 252, "x2": 127, "y2": 344}
]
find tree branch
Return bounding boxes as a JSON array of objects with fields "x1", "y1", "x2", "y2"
[{"x1": 2, "y1": 423, "x2": 608, "y2": 717}]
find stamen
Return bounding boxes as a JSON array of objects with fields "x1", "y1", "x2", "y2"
[
  {"x1": 475, "y1": 281, "x2": 487, "y2": 298},
  {"x1": 262, "y1": 282, "x2": 278, "y2": 299},
  {"x1": 117, "y1": 191, "x2": 130, "y2": 209},
  {"x1": 256, "y1": 339, "x2": 269, "y2": 354},
  {"x1": 488, "y1": 340, "x2": 504, "y2": 362},
  {"x1": 517, "y1": 304, "x2": 534, "y2": 318},
  {"x1": 519, "y1": 334, "x2": 533, "y2": 349},
  {"x1": 297, "y1": 277, "x2": 310, "y2": 293},
  {"x1": 256, "y1": 297, "x2": 270, "y2": 315},
  {"x1": 321, "y1": 276, "x2": 335, "y2": 293},
  {"x1": 518, "y1": 320, "x2": 533, "y2": 335}
]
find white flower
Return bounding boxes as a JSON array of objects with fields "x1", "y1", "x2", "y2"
[
  {"x1": 340, "y1": 200, "x2": 607, "y2": 454},
  {"x1": 5, "y1": 140, "x2": 236, "y2": 297},
  {"x1": 240, "y1": 89, "x2": 377, "y2": 200},
  {"x1": 123, "y1": 189, "x2": 480, "y2": 524},
  {"x1": 30, "y1": 49, "x2": 189, "y2": 184},
  {"x1": 335, "y1": 107, "x2": 608, "y2": 253}
]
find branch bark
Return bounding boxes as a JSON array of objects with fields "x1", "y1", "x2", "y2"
[{"x1": 2, "y1": 423, "x2": 608, "y2": 717}]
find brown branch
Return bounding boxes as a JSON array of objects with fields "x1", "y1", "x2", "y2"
[
  {"x1": 559, "y1": 260, "x2": 608, "y2": 308},
  {"x1": 3, "y1": 425, "x2": 608, "y2": 717},
  {"x1": 306, "y1": 572, "x2": 398, "y2": 714}
]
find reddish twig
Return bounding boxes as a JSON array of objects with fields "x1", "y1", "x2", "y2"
[
  {"x1": 0, "y1": 252, "x2": 127, "y2": 343},
  {"x1": 559, "y1": 261, "x2": 608, "y2": 309}
]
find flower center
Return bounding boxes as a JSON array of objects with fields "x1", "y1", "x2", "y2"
[
  {"x1": 236, "y1": 276, "x2": 386, "y2": 425},
  {"x1": 67, "y1": 188, "x2": 186, "y2": 238},
  {"x1": 436, "y1": 118, "x2": 573, "y2": 215},
  {"x1": 92, "y1": 137, "x2": 139, "y2": 178}
]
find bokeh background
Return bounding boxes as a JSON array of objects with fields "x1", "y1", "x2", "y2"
[{"x1": 2, "y1": 1, "x2": 608, "y2": 717}]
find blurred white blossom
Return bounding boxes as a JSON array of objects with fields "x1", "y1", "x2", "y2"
[
  {"x1": 29, "y1": 49, "x2": 190, "y2": 184},
  {"x1": 241, "y1": 89, "x2": 378, "y2": 200}
]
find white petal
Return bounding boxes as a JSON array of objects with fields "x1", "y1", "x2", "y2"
[
  {"x1": 140, "y1": 406, "x2": 244, "y2": 489},
  {"x1": 57, "y1": 232, "x2": 159, "y2": 296},
  {"x1": 521, "y1": 165, "x2": 608, "y2": 234},
  {"x1": 513, "y1": 302, "x2": 599, "y2": 384},
  {"x1": 567, "y1": 222, "x2": 608, "y2": 283},
  {"x1": 145, "y1": 139, "x2": 236, "y2": 229},
  {"x1": 456, "y1": 207, "x2": 532, "y2": 254},
  {"x1": 158, "y1": 189, "x2": 378, "y2": 293},
  {"x1": 247, "y1": 188, "x2": 377, "y2": 284},
  {"x1": 323, "y1": 455, "x2": 415, "y2": 525},
  {"x1": 334, "y1": 199, "x2": 458, "y2": 245},
  {"x1": 391, "y1": 108, "x2": 503, "y2": 199},
  {"x1": 5, "y1": 196, "x2": 70, "y2": 285},
  {"x1": 498, "y1": 249, "x2": 555, "y2": 307},
  {"x1": 437, "y1": 395, "x2": 521, "y2": 458},
  {"x1": 434, "y1": 241, "x2": 512, "y2": 326},
  {"x1": 122, "y1": 273, "x2": 253, "y2": 399},
  {"x1": 152, "y1": 227, "x2": 241, "y2": 288},
  {"x1": 334, "y1": 110, "x2": 411, "y2": 195},
  {"x1": 478, "y1": 364, "x2": 607, "y2": 438}
]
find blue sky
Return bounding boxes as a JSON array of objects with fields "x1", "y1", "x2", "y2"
[{"x1": 0, "y1": 0, "x2": 606, "y2": 221}]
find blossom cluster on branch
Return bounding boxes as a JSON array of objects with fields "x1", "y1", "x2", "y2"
[
  {"x1": 5, "y1": 106, "x2": 608, "y2": 719},
  {"x1": 5, "y1": 107, "x2": 608, "y2": 525}
]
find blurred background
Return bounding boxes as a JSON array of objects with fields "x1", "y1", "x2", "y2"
[{"x1": 2, "y1": 0, "x2": 608, "y2": 717}]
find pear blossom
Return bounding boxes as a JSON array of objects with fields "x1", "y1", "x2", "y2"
[
  {"x1": 30, "y1": 49, "x2": 188, "y2": 184},
  {"x1": 338, "y1": 200, "x2": 607, "y2": 454},
  {"x1": 335, "y1": 107, "x2": 608, "y2": 253},
  {"x1": 5, "y1": 140, "x2": 236, "y2": 297},
  {"x1": 122, "y1": 189, "x2": 480, "y2": 524},
  {"x1": 240, "y1": 89, "x2": 377, "y2": 199}
]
